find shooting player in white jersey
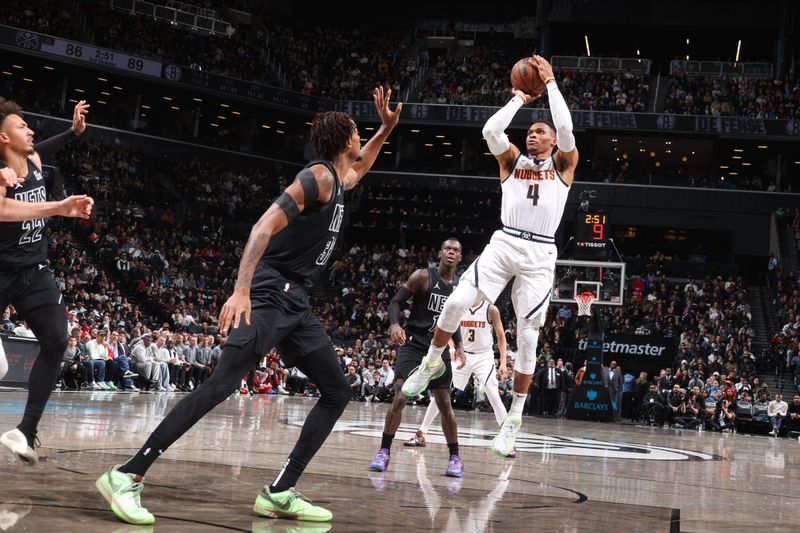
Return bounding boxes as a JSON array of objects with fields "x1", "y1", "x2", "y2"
[
  {"x1": 402, "y1": 55, "x2": 579, "y2": 457},
  {"x1": 404, "y1": 298, "x2": 514, "y2": 456}
]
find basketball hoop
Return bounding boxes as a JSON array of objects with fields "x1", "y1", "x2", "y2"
[{"x1": 575, "y1": 292, "x2": 596, "y2": 317}]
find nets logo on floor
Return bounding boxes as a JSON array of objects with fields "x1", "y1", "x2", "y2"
[{"x1": 283, "y1": 419, "x2": 721, "y2": 461}]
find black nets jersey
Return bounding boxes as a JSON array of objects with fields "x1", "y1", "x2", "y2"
[
  {"x1": 405, "y1": 267, "x2": 458, "y2": 345},
  {"x1": 0, "y1": 158, "x2": 49, "y2": 268},
  {"x1": 259, "y1": 160, "x2": 344, "y2": 283}
]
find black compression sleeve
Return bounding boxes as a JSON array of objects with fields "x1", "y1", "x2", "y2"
[
  {"x1": 388, "y1": 285, "x2": 414, "y2": 325},
  {"x1": 452, "y1": 327, "x2": 463, "y2": 347},
  {"x1": 35, "y1": 129, "x2": 77, "y2": 161},
  {"x1": 275, "y1": 192, "x2": 300, "y2": 222},
  {"x1": 297, "y1": 168, "x2": 320, "y2": 204}
]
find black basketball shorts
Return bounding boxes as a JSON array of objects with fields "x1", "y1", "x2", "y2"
[
  {"x1": 0, "y1": 262, "x2": 64, "y2": 317},
  {"x1": 395, "y1": 337, "x2": 452, "y2": 390}
]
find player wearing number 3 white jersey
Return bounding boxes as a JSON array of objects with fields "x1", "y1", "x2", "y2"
[
  {"x1": 405, "y1": 299, "x2": 511, "y2": 452},
  {"x1": 401, "y1": 55, "x2": 579, "y2": 458}
]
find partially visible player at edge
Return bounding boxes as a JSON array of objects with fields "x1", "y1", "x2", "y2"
[
  {"x1": 95, "y1": 87, "x2": 402, "y2": 526},
  {"x1": 0, "y1": 98, "x2": 93, "y2": 462},
  {"x1": 401, "y1": 55, "x2": 578, "y2": 457}
]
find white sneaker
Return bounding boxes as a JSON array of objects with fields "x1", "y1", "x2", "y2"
[
  {"x1": 0, "y1": 429, "x2": 38, "y2": 465},
  {"x1": 91, "y1": 382, "x2": 101, "y2": 390},
  {"x1": 277, "y1": 385, "x2": 289, "y2": 395},
  {"x1": 491, "y1": 416, "x2": 522, "y2": 458},
  {"x1": 0, "y1": 337, "x2": 8, "y2": 380},
  {"x1": 400, "y1": 356, "x2": 446, "y2": 397},
  {"x1": 188, "y1": 381, "x2": 194, "y2": 391},
  {"x1": 128, "y1": 386, "x2": 140, "y2": 392},
  {"x1": 167, "y1": 384, "x2": 176, "y2": 392},
  {"x1": 106, "y1": 382, "x2": 118, "y2": 391}
]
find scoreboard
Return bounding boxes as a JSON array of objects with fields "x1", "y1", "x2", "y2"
[{"x1": 574, "y1": 211, "x2": 609, "y2": 260}]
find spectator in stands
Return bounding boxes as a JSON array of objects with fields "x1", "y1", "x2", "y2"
[
  {"x1": 345, "y1": 365, "x2": 362, "y2": 401},
  {"x1": 641, "y1": 384, "x2": 665, "y2": 426},
  {"x1": 61, "y1": 336, "x2": 88, "y2": 390},
  {"x1": 768, "y1": 392, "x2": 788, "y2": 436},
  {"x1": 83, "y1": 330, "x2": 109, "y2": 390},
  {"x1": 673, "y1": 392, "x2": 702, "y2": 430},
  {"x1": 787, "y1": 394, "x2": 800, "y2": 436},
  {"x1": 130, "y1": 335, "x2": 159, "y2": 391}
]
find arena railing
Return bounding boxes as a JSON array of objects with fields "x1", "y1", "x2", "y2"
[
  {"x1": 551, "y1": 56, "x2": 652, "y2": 74},
  {"x1": 669, "y1": 60, "x2": 774, "y2": 78},
  {"x1": 110, "y1": 0, "x2": 231, "y2": 37}
]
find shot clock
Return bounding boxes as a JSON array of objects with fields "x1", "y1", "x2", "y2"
[{"x1": 574, "y1": 211, "x2": 609, "y2": 260}]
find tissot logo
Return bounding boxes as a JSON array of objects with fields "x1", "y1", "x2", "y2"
[{"x1": 283, "y1": 419, "x2": 721, "y2": 461}]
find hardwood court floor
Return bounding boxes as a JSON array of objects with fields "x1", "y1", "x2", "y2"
[{"x1": 0, "y1": 390, "x2": 798, "y2": 532}]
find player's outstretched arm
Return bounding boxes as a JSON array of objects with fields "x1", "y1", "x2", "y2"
[
  {"x1": 0, "y1": 192, "x2": 93, "y2": 222},
  {"x1": 218, "y1": 167, "x2": 334, "y2": 333},
  {"x1": 532, "y1": 56, "x2": 579, "y2": 182},
  {"x1": 482, "y1": 90, "x2": 533, "y2": 178},
  {"x1": 342, "y1": 86, "x2": 402, "y2": 191},
  {"x1": 30, "y1": 100, "x2": 89, "y2": 168}
]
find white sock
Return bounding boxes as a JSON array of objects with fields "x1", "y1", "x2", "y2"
[
  {"x1": 508, "y1": 392, "x2": 527, "y2": 419},
  {"x1": 422, "y1": 344, "x2": 446, "y2": 366}
]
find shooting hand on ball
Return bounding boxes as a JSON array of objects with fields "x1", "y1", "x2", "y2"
[{"x1": 532, "y1": 55, "x2": 555, "y2": 85}]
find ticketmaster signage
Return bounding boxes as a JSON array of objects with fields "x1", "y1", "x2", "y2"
[{"x1": 576, "y1": 333, "x2": 677, "y2": 372}]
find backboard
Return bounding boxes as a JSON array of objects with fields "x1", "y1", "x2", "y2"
[{"x1": 551, "y1": 259, "x2": 626, "y2": 306}]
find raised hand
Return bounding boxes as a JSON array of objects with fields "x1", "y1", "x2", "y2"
[
  {"x1": 72, "y1": 100, "x2": 90, "y2": 134},
  {"x1": 0, "y1": 167, "x2": 23, "y2": 188},
  {"x1": 531, "y1": 55, "x2": 555, "y2": 84},
  {"x1": 373, "y1": 86, "x2": 402, "y2": 130}
]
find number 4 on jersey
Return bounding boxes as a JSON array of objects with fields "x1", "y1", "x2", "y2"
[{"x1": 527, "y1": 184, "x2": 540, "y2": 206}]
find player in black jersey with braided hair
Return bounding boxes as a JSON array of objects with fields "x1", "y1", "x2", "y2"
[
  {"x1": 96, "y1": 87, "x2": 402, "y2": 526},
  {"x1": 0, "y1": 98, "x2": 93, "y2": 464}
]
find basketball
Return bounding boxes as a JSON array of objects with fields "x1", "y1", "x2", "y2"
[{"x1": 510, "y1": 57, "x2": 546, "y2": 97}]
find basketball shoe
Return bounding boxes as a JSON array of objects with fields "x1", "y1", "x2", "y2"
[
  {"x1": 0, "y1": 428, "x2": 38, "y2": 466},
  {"x1": 491, "y1": 416, "x2": 521, "y2": 457},
  {"x1": 95, "y1": 465, "x2": 155, "y2": 525},
  {"x1": 401, "y1": 357, "x2": 445, "y2": 397},
  {"x1": 253, "y1": 487, "x2": 332, "y2": 522}
]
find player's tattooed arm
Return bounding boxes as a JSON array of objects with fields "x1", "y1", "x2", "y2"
[{"x1": 220, "y1": 169, "x2": 325, "y2": 333}]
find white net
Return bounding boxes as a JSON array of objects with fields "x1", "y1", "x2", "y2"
[{"x1": 575, "y1": 292, "x2": 596, "y2": 317}]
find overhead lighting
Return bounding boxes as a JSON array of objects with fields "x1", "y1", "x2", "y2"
[
  {"x1": 68, "y1": 99, "x2": 77, "y2": 103},
  {"x1": 483, "y1": 152, "x2": 492, "y2": 156},
  {"x1": 261, "y1": 124, "x2": 271, "y2": 129},
  {"x1": 649, "y1": 151, "x2": 656, "y2": 157},
  {"x1": 681, "y1": 156, "x2": 688, "y2": 162},
  {"x1": 584, "y1": 35, "x2": 591, "y2": 57},
  {"x1": 220, "y1": 103, "x2": 230, "y2": 108},
  {"x1": 193, "y1": 97, "x2": 203, "y2": 102},
  {"x1": 655, "y1": 161, "x2": 661, "y2": 167},
  {"x1": 97, "y1": 100, "x2": 107, "y2": 104},
  {"x1": 97, "y1": 77, "x2": 108, "y2": 82},
  {"x1": 140, "y1": 113, "x2": 147, "y2": 117},
  {"x1": 665, "y1": 150, "x2": 671, "y2": 154},
  {"x1": 210, "y1": 123, "x2": 219, "y2": 127},
  {"x1": 742, "y1": 162, "x2": 751, "y2": 166},
  {"x1": 141, "y1": 105, "x2": 151, "y2": 109},
  {"x1": 636, "y1": 49, "x2": 640, "y2": 56},
  {"x1": 162, "y1": 96, "x2": 172, "y2": 101},
  {"x1": 1, "y1": 71, "x2": 12, "y2": 75},
  {"x1": 232, "y1": 111, "x2": 241, "y2": 115},
  {"x1": 444, "y1": 154, "x2": 454, "y2": 158},
  {"x1": 382, "y1": 151, "x2": 392, "y2": 155},
  {"x1": 686, "y1": 54, "x2": 690, "y2": 60},
  {"x1": 424, "y1": 143, "x2": 434, "y2": 147},
  {"x1": 757, "y1": 145, "x2": 768, "y2": 149},
  {"x1": 276, "y1": 130, "x2": 285, "y2": 134},
  {"x1": 365, "y1": 127, "x2": 375, "y2": 131},
  {"x1": 733, "y1": 148, "x2": 743, "y2": 152},
  {"x1": 23, "y1": 78, "x2": 33, "y2": 82},
  {"x1": 217, "y1": 115, "x2": 226, "y2": 120},
  {"x1": 43, "y1": 65, "x2": 55, "y2": 70},
  {"x1": 442, "y1": 142, "x2": 452, "y2": 146},
  {"x1": 735, "y1": 39, "x2": 742, "y2": 64},
  {"x1": 276, "y1": 120, "x2": 286, "y2": 125},
  {"x1": 411, "y1": 129, "x2": 421, "y2": 133},
  {"x1": 112, "y1": 86, "x2": 123, "y2": 90},
  {"x1": 795, "y1": 161, "x2": 800, "y2": 164},
  {"x1": 720, "y1": 165, "x2": 729, "y2": 169},
  {"x1": 100, "y1": 91, "x2": 110, "y2": 96},
  {"x1": 435, "y1": 134, "x2": 445, "y2": 139},
  {"x1": 170, "y1": 106, "x2": 180, "y2": 110},
  {"x1": 11, "y1": 65, "x2": 22, "y2": 69},
  {"x1": 686, "y1": 38, "x2": 690, "y2": 45},
  {"x1": 729, "y1": 172, "x2": 738, "y2": 176},
  {"x1": 732, "y1": 156, "x2": 742, "y2": 159},
  {"x1": 74, "y1": 89, "x2": 85, "y2": 93},
  {"x1": 691, "y1": 151, "x2": 695, "y2": 155}
]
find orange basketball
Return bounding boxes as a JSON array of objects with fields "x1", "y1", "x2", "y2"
[{"x1": 510, "y1": 57, "x2": 546, "y2": 97}]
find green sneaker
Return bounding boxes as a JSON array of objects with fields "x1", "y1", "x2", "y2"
[
  {"x1": 400, "y1": 357, "x2": 446, "y2": 397},
  {"x1": 253, "y1": 488, "x2": 332, "y2": 522},
  {"x1": 491, "y1": 416, "x2": 522, "y2": 457},
  {"x1": 95, "y1": 465, "x2": 155, "y2": 525}
]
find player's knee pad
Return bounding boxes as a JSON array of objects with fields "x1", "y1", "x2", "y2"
[
  {"x1": 436, "y1": 282, "x2": 479, "y2": 333},
  {"x1": 0, "y1": 338, "x2": 8, "y2": 380},
  {"x1": 515, "y1": 320, "x2": 540, "y2": 375}
]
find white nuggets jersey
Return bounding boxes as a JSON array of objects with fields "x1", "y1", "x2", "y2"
[
  {"x1": 501, "y1": 154, "x2": 570, "y2": 239},
  {"x1": 460, "y1": 302, "x2": 493, "y2": 353}
]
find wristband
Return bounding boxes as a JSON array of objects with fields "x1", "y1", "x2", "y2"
[{"x1": 543, "y1": 77, "x2": 555, "y2": 85}]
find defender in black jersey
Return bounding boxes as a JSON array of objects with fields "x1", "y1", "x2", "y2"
[
  {"x1": 368, "y1": 238, "x2": 467, "y2": 477},
  {"x1": 98, "y1": 87, "x2": 402, "y2": 526},
  {"x1": 0, "y1": 98, "x2": 92, "y2": 465}
]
